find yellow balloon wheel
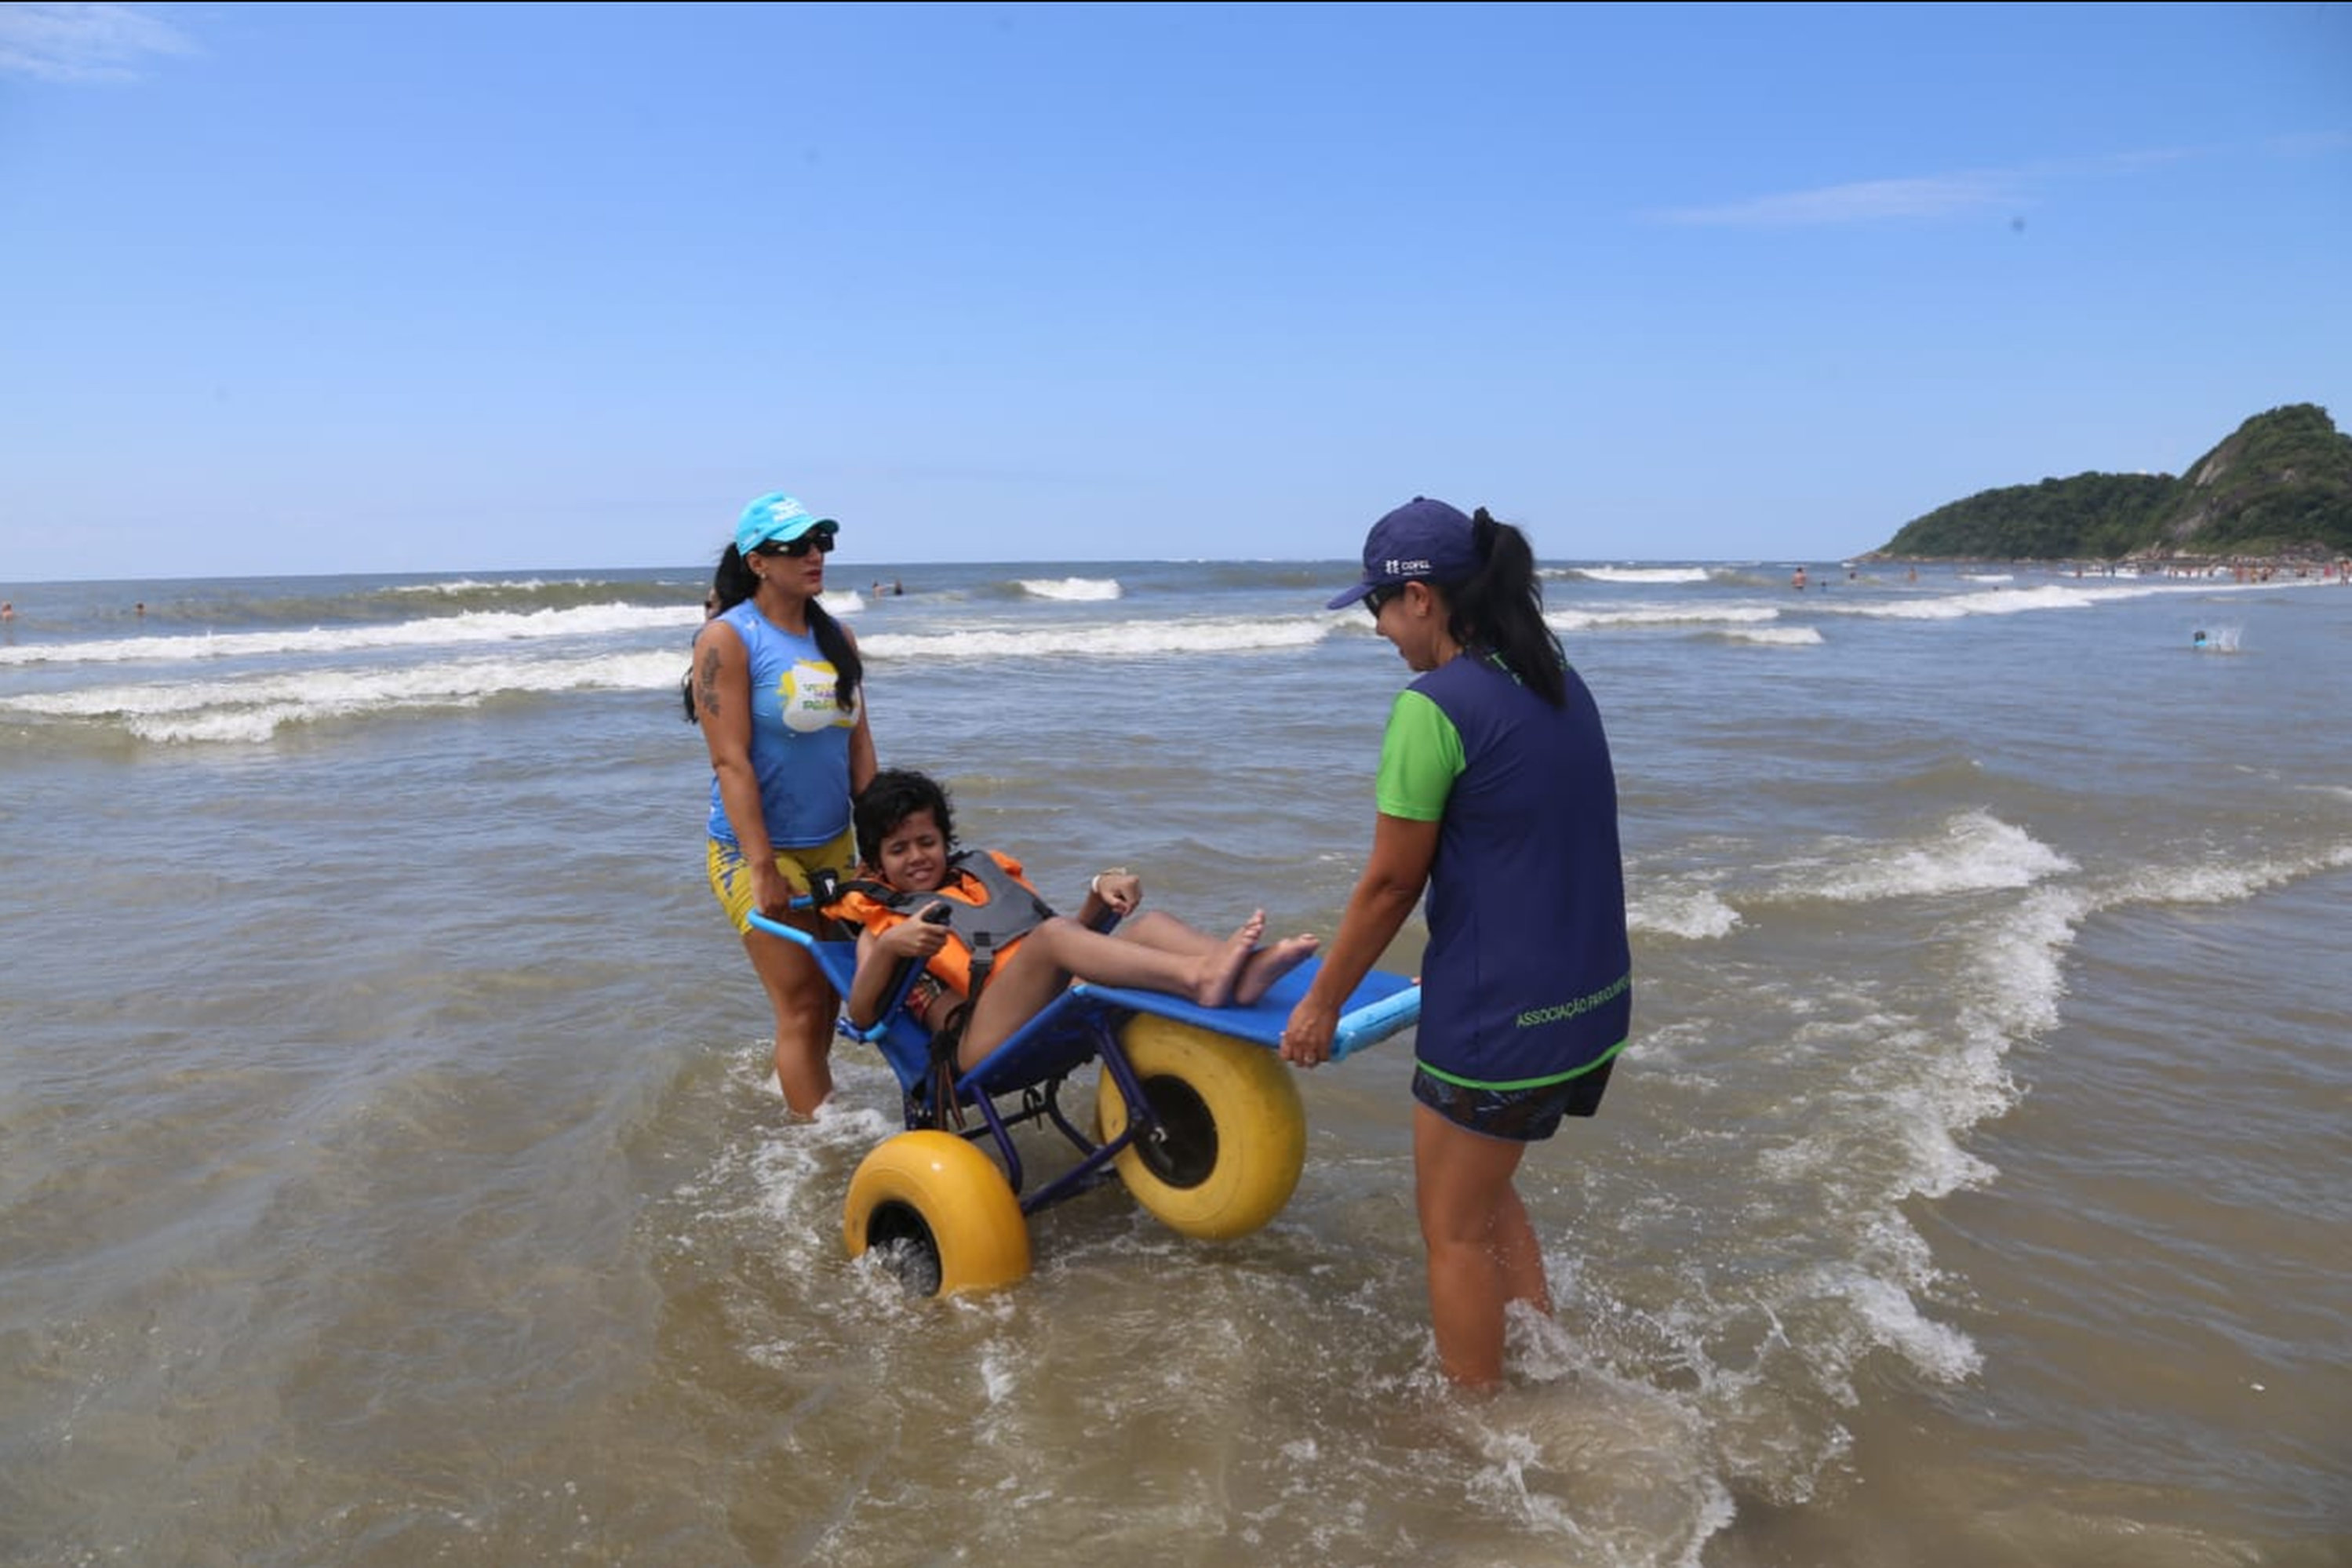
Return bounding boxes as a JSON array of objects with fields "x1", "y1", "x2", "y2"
[
  {"x1": 1097, "y1": 1015, "x2": 1306, "y2": 1240},
  {"x1": 843, "y1": 1130, "x2": 1031, "y2": 1297}
]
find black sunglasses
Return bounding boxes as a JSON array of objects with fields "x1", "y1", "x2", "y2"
[
  {"x1": 1364, "y1": 582, "x2": 1404, "y2": 618},
  {"x1": 755, "y1": 532, "x2": 836, "y2": 558}
]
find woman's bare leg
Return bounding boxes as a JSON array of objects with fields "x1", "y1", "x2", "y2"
[
  {"x1": 743, "y1": 922, "x2": 838, "y2": 1116},
  {"x1": 1412, "y1": 1103, "x2": 1549, "y2": 1390}
]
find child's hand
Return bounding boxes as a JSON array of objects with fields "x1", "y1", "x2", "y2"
[
  {"x1": 883, "y1": 903, "x2": 953, "y2": 958},
  {"x1": 1090, "y1": 870, "x2": 1142, "y2": 916}
]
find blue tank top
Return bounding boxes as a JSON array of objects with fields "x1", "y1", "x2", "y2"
[
  {"x1": 705, "y1": 603, "x2": 857, "y2": 849},
  {"x1": 1378, "y1": 652, "x2": 1631, "y2": 1087}
]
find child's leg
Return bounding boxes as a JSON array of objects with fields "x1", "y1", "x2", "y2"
[
  {"x1": 956, "y1": 913, "x2": 1263, "y2": 1068},
  {"x1": 1118, "y1": 911, "x2": 1321, "y2": 1006},
  {"x1": 1114, "y1": 909, "x2": 1222, "y2": 956},
  {"x1": 1039, "y1": 911, "x2": 1261, "y2": 1001}
]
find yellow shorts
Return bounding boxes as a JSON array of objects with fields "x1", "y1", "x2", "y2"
[{"x1": 707, "y1": 828, "x2": 857, "y2": 935}]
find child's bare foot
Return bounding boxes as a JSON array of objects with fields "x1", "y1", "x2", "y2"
[
  {"x1": 1235, "y1": 933, "x2": 1320, "y2": 1006},
  {"x1": 1193, "y1": 910, "x2": 1265, "y2": 1006}
]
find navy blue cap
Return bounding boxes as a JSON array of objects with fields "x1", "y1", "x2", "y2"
[{"x1": 1325, "y1": 497, "x2": 1479, "y2": 609}]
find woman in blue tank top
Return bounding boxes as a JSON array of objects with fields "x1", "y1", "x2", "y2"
[
  {"x1": 1283, "y1": 497, "x2": 1632, "y2": 1389},
  {"x1": 693, "y1": 493, "x2": 878, "y2": 1115}
]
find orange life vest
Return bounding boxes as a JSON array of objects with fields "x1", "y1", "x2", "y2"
[{"x1": 821, "y1": 849, "x2": 1058, "y2": 1001}]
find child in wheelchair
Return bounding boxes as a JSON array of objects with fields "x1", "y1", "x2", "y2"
[{"x1": 823, "y1": 769, "x2": 1319, "y2": 1075}]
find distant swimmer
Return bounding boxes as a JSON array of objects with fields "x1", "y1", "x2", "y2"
[
  {"x1": 2192, "y1": 629, "x2": 2208, "y2": 649},
  {"x1": 134, "y1": 602, "x2": 147, "y2": 617},
  {"x1": 1790, "y1": 567, "x2": 1808, "y2": 591},
  {"x1": 0, "y1": 602, "x2": 13, "y2": 621}
]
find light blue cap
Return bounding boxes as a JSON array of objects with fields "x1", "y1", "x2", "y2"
[{"x1": 735, "y1": 493, "x2": 839, "y2": 555}]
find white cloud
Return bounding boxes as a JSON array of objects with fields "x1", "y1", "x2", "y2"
[
  {"x1": 0, "y1": 2, "x2": 195, "y2": 82},
  {"x1": 1651, "y1": 144, "x2": 2227, "y2": 229},
  {"x1": 1654, "y1": 171, "x2": 2016, "y2": 227}
]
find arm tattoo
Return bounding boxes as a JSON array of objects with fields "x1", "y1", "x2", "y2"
[{"x1": 696, "y1": 646, "x2": 723, "y2": 719}]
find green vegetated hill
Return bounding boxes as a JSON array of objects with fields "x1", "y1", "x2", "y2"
[{"x1": 1874, "y1": 403, "x2": 2352, "y2": 560}]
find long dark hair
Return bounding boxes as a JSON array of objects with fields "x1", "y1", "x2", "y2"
[
  {"x1": 681, "y1": 545, "x2": 865, "y2": 722},
  {"x1": 1443, "y1": 508, "x2": 1566, "y2": 707}
]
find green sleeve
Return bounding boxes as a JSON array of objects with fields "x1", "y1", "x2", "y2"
[{"x1": 1374, "y1": 689, "x2": 1464, "y2": 821}]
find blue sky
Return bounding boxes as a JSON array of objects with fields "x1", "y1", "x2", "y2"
[{"x1": 2, "y1": 2, "x2": 2347, "y2": 580}]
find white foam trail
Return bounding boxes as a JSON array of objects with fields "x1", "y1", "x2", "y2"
[
  {"x1": 0, "y1": 602, "x2": 701, "y2": 666},
  {"x1": 1719, "y1": 626, "x2": 1822, "y2": 646},
  {"x1": 1797, "y1": 811, "x2": 2073, "y2": 903},
  {"x1": 1959, "y1": 573, "x2": 2015, "y2": 584},
  {"x1": 1571, "y1": 566, "x2": 1715, "y2": 585},
  {"x1": 1946, "y1": 884, "x2": 2087, "y2": 1137},
  {"x1": 1550, "y1": 603, "x2": 1782, "y2": 631},
  {"x1": 2, "y1": 650, "x2": 693, "y2": 743},
  {"x1": 2101, "y1": 841, "x2": 2352, "y2": 908},
  {"x1": 0, "y1": 614, "x2": 1349, "y2": 741},
  {"x1": 857, "y1": 617, "x2": 1331, "y2": 661},
  {"x1": 1630, "y1": 889, "x2": 1743, "y2": 940},
  {"x1": 1977, "y1": 885, "x2": 2083, "y2": 1038},
  {"x1": 1837, "y1": 584, "x2": 2106, "y2": 620},
  {"x1": 1820, "y1": 1268, "x2": 1983, "y2": 1381},
  {"x1": 388, "y1": 577, "x2": 599, "y2": 594},
  {"x1": 1018, "y1": 577, "x2": 1123, "y2": 602},
  {"x1": 1824, "y1": 575, "x2": 2327, "y2": 623}
]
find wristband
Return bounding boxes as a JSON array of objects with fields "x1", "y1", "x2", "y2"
[{"x1": 1090, "y1": 868, "x2": 1130, "y2": 896}]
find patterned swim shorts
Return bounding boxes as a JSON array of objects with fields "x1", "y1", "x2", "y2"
[{"x1": 1411, "y1": 1057, "x2": 1616, "y2": 1143}]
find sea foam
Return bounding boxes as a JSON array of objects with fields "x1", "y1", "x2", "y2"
[
  {"x1": 2, "y1": 650, "x2": 694, "y2": 743},
  {"x1": 1550, "y1": 603, "x2": 1782, "y2": 631},
  {"x1": 1018, "y1": 577, "x2": 1123, "y2": 602},
  {"x1": 1571, "y1": 566, "x2": 1716, "y2": 585},
  {"x1": 0, "y1": 602, "x2": 703, "y2": 667},
  {"x1": 1789, "y1": 810, "x2": 2074, "y2": 904},
  {"x1": 857, "y1": 617, "x2": 1331, "y2": 662}
]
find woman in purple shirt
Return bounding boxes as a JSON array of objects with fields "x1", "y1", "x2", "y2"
[{"x1": 1283, "y1": 497, "x2": 1631, "y2": 1389}]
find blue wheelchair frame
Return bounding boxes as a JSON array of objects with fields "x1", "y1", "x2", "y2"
[{"x1": 748, "y1": 906, "x2": 1420, "y2": 1220}]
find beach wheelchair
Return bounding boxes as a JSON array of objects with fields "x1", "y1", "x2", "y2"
[{"x1": 748, "y1": 902, "x2": 1421, "y2": 1297}]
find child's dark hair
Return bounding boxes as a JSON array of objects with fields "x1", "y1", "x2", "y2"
[
  {"x1": 1444, "y1": 507, "x2": 1567, "y2": 707},
  {"x1": 854, "y1": 769, "x2": 956, "y2": 868}
]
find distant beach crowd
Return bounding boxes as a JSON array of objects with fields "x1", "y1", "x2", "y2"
[{"x1": 1846, "y1": 555, "x2": 2351, "y2": 584}]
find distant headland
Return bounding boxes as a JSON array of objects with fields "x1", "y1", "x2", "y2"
[{"x1": 1863, "y1": 403, "x2": 2352, "y2": 563}]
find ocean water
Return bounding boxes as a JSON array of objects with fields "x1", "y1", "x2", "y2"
[{"x1": 2, "y1": 557, "x2": 2346, "y2": 1567}]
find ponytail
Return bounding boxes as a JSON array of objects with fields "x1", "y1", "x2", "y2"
[
  {"x1": 712, "y1": 545, "x2": 757, "y2": 614},
  {"x1": 806, "y1": 597, "x2": 864, "y2": 716},
  {"x1": 1444, "y1": 508, "x2": 1565, "y2": 706}
]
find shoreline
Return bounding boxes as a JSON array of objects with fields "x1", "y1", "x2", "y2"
[{"x1": 1850, "y1": 553, "x2": 2352, "y2": 582}]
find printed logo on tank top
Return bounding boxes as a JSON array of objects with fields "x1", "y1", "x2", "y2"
[{"x1": 777, "y1": 660, "x2": 854, "y2": 733}]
